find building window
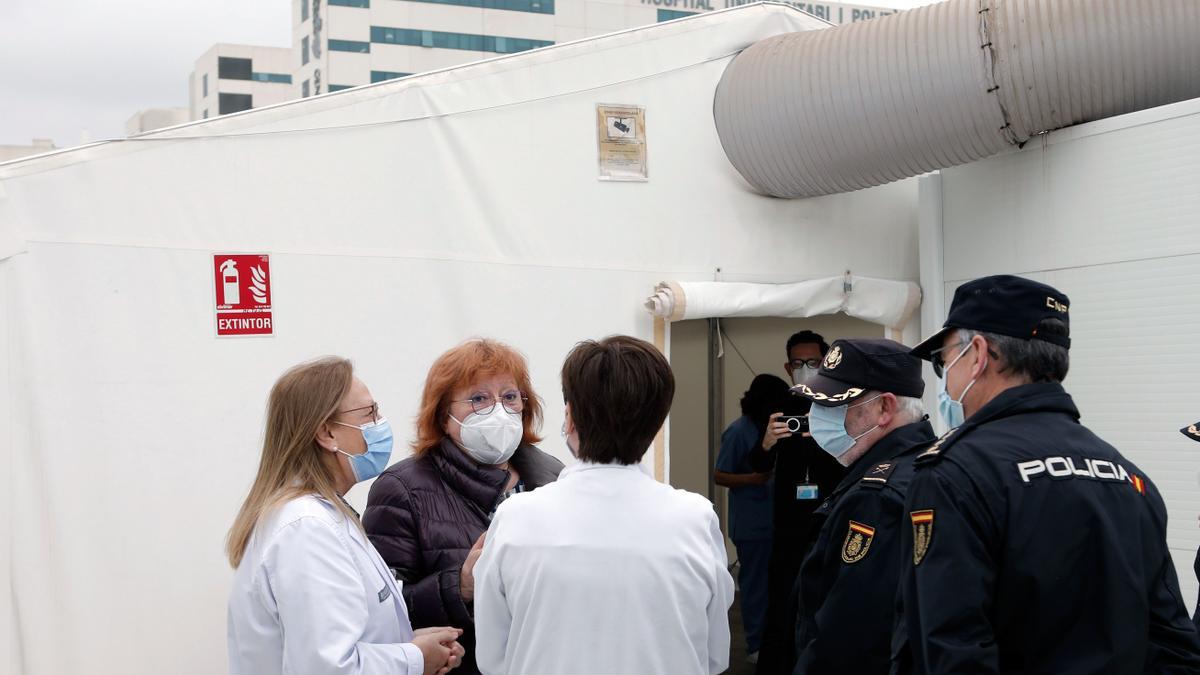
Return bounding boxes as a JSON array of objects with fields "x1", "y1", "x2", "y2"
[
  {"x1": 328, "y1": 84, "x2": 355, "y2": 92},
  {"x1": 218, "y1": 93, "x2": 253, "y2": 114},
  {"x1": 203, "y1": 109, "x2": 209, "y2": 119},
  {"x1": 370, "y1": 26, "x2": 552, "y2": 54},
  {"x1": 390, "y1": 0, "x2": 553, "y2": 14},
  {"x1": 252, "y1": 72, "x2": 293, "y2": 84},
  {"x1": 302, "y1": 0, "x2": 309, "y2": 21},
  {"x1": 370, "y1": 70, "x2": 413, "y2": 83},
  {"x1": 328, "y1": 0, "x2": 369, "y2": 6},
  {"x1": 217, "y1": 57, "x2": 253, "y2": 80},
  {"x1": 657, "y1": 9, "x2": 696, "y2": 21},
  {"x1": 329, "y1": 39, "x2": 371, "y2": 53},
  {"x1": 302, "y1": 36, "x2": 310, "y2": 65},
  {"x1": 302, "y1": 79, "x2": 311, "y2": 97},
  {"x1": 202, "y1": 73, "x2": 208, "y2": 97}
]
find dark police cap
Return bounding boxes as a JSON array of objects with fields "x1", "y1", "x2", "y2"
[
  {"x1": 911, "y1": 274, "x2": 1071, "y2": 361},
  {"x1": 1181, "y1": 422, "x2": 1200, "y2": 443},
  {"x1": 792, "y1": 338, "x2": 925, "y2": 407}
]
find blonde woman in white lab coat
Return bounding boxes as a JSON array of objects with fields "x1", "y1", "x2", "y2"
[
  {"x1": 474, "y1": 336, "x2": 735, "y2": 675},
  {"x1": 226, "y1": 356, "x2": 465, "y2": 675}
]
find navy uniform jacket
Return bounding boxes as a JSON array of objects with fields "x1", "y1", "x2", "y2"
[
  {"x1": 1194, "y1": 548, "x2": 1200, "y2": 630},
  {"x1": 894, "y1": 383, "x2": 1200, "y2": 675},
  {"x1": 793, "y1": 418, "x2": 937, "y2": 675}
]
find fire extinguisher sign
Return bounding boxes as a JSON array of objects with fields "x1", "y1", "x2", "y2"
[{"x1": 213, "y1": 254, "x2": 273, "y2": 337}]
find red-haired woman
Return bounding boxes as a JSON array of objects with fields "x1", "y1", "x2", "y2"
[{"x1": 364, "y1": 339, "x2": 564, "y2": 675}]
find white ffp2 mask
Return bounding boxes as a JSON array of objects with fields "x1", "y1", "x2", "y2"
[{"x1": 451, "y1": 406, "x2": 523, "y2": 465}]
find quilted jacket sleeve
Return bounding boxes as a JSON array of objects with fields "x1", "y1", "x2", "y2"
[{"x1": 364, "y1": 472, "x2": 473, "y2": 629}]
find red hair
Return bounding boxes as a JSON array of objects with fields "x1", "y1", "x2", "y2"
[{"x1": 414, "y1": 339, "x2": 544, "y2": 454}]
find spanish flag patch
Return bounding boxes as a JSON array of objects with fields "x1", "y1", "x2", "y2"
[
  {"x1": 911, "y1": 510, "x2": 934, "y2": 565},
  {"x1": 1131, "y1": 474, "x2": 1145, "y2": 494},
  {"x1": 841, "y1": 520, "x2": 876, "y2": 564}
]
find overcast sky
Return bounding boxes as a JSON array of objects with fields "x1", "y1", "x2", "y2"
[{"x1": 0, "y1": 0, "x2": 937, "y2": 149}]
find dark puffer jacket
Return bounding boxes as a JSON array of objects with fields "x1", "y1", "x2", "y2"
[{"x1": 364, "y1": 437, "x2": 564, "y2": 675}]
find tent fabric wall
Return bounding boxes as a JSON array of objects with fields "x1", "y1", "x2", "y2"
[
  {"x1": 0, "y1": 6, "x2": 924, "y2": 673},
  {"x1": 928, "y1": 97, "x2": 1200, "y2": 609},
  {"x1": 2, "y1": 259, "x2": 14, "y2": 675}
]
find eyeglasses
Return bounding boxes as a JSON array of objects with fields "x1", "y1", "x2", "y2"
[
  {"x1": 929, "y1": 341, "x2": 968, "y2": 379},
  {"x1": 790, "y1": 359, "x2": 822, "y2": 369},
  {"x1": 453, "y1": 390, "x2": 526, "y2": 416},
  {"x1": 337, "y1": 402, "x2": 382, "y2": 424}
]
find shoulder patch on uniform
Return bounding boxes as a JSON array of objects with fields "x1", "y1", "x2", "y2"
[
  {"x1": 1131, "y1": 474, "x2": 1146, "y2": 494},
  {"x1": 841, "y1": 520, "x2": 875, "y2": 564},
  {"x1": 860, "y1": 461, "x2": 897, "y2": 488},
  {"x1": 914, "y1": 428, "x2": 957, "y2": 465},
  {"x1": 910, "y1": 510, "x2": 934, "y2": 565}
]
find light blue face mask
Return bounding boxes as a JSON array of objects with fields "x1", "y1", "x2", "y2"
[
  {"x1": 333, "y1": 417, "x2": 394, "y2": 483},
  {"x1": 808, "y1": 395, "x2": 882, "y2": 460},
  {"x1": 937, "y1": 344, "x2": 980, "y2": 429}
]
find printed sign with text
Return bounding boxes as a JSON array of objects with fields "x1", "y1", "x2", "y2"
[{"x1": 213, "y1": 254, "x2": 273, "y2": 337}]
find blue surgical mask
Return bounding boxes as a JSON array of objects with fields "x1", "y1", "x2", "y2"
[
  {"x1": 808, "y1": 395, "x2": 882, "y2": 460},
  {"x1": 333, "y1": 417, "x2": 394, "y2": 483},
  {"x1": 937, "y1": 344, "x2": 981, "y2": 429}
]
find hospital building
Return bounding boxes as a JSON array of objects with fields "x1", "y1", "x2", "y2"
[{"x1": 190, "y1": 0, "x2": 893, "y2": 119}]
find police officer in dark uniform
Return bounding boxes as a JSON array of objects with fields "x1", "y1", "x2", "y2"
[
  {"x1": 897, "y1": 274, "x2": 1200, "y2": 674},
  {"x1": 787, "y1": 338, "x2": 936, "y2": 675},
  {"x1": 1179, "y1": 421, "x2": 1200, "y2": 631}
]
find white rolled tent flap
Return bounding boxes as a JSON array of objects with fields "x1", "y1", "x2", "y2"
[{"x1": 644, "y1": 275, "x2": 921, "y2": 330}]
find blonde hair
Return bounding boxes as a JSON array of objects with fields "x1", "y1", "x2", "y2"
[{"x1": 226, "y1": 356, "x2": 359, "y2": 568}]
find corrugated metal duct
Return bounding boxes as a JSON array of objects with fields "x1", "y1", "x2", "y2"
[{"x1": 714, "y1": 0, "x2": 1200, "y2": 198}]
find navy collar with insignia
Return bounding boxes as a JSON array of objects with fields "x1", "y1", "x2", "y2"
[
  {"x1": 829, "y1": 418, "x2": 937, "y2": 493},
  {"x1": 916, "y1": 382, "x2": 1078, "y2": 464}
]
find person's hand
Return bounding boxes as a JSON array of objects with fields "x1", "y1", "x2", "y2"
[
  {"x1": 762, "y1": 412, "x2": 793, "y2": 450},
  {"x1": 413, "y1": 627, "x2": 462, "y2": 675},
  {"x1": 441, "y1": 640, "x2": 465, "y2": 673},
  {"x1": 459, "y1": 532, "x2": 486, "y2": 602},
  {"x1": 746, "y1": 472, "x2": 771, "y2": 485},
  {"x1": 414, "y1": 628, "x2": 465, "y2": 674}
]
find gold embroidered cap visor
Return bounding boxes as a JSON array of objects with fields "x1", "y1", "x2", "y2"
[{"x1": 791, "y1": 338, "x2": 925, "y2": 408}]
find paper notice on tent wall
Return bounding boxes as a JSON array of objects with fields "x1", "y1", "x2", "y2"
[
  {"x1": 213, "y1": 254, "x2": 274, "y2": 338},
  {"x1": 596, "y1": 104, "x2": 648, "y2": 181}
]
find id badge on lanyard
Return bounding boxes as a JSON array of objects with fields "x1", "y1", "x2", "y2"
[{"x1": 796, "y1": 467, "x2": 819, "y2": 501}]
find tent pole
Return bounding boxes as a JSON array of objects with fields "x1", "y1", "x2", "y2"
[
  {"x1": 707, "y1": 318, "x2": 722, "y2": 503},
  {"x1": 652, "y1": 317, "x2": 667, "y2": 482}
]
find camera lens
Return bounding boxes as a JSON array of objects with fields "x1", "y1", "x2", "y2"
[{"x1": 786, "y1": 417, "x2": 802, "y2": 433}]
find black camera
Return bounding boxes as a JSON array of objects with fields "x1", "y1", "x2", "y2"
[{"x1": 780, "y1": 415, "x2": 808, "y2": 433}]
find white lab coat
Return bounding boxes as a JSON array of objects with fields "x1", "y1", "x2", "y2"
[
  {"x1": 227, "y1": 494, "x2": 423, "y2": 675},
  {"x1": 473, "y1": 461, "x2": 734, "y2": 675}
]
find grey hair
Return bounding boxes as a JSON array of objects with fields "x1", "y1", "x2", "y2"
[
  {"x1": 958, "y1": 320, "x2": 1069, "y2": 383},
  {"x1": 860, "y1": 391, "x2": 925, "y2": 425},
  {"x1": 894, "y1": 395, "x2": 926, "y2": 423}
]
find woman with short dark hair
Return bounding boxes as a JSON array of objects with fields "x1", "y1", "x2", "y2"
[{"x1": 472, "y1": 335, "x2": 735, "y2": 675}]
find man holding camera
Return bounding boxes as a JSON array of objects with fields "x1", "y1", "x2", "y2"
[
  {"x1": 751, "y1": 330, "x2": 847, "y2": 674},
  {"x1": 787, "y1": 338, "x2": 936, "y2": 675}
]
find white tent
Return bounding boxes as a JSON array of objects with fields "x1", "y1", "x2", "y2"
[{"x1": 0, "y1": 5, "x2": 924, "y2": 673}]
